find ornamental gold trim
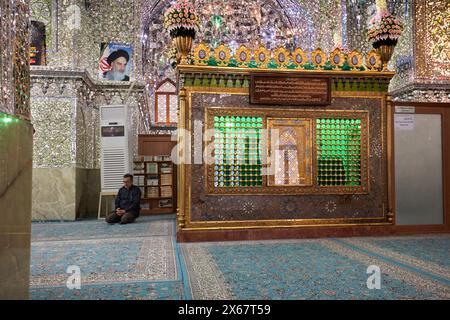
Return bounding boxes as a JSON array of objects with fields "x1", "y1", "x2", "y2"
[
  {"x1": 266, "y1": 118, "x2": 313, "y2": 187},
  {"x1": 178, "y1": 64, "x2": 395, "y2": 78},
  {"x1": 273, "y1": 46, "x2": 290, "y2": 67},
  {"x1": 329, "y1": 48, "x2": 346, "y2": 69},
  {"x1": 205, "y1": 107, "x2": 370, "y2": 196},
  {"x1": 311, "y1": 48, "x2": 327, "y2": 68},
  {"x1": 292, "y1": 48, "x2": 308, "y2": 68},
  {"x1": 193, "y1": 43, "x2": 210, "y2": 65},
  {"x1": 366, "y1": 50, "x2": 382, "y2": 71},
  {"x1": 254, "y1": 45, "x2": 271, "y2": 67},
  {"x1": 178, "y1": 87, "x2": 390, "y2": 232},
  {"x1": 235, "y1": 45, "x2": 251, "y2": 66},
  {"x1": 348, "y1": 50, "x2": 364, "y2": 69},
  {"x1": 182, "y1": 219, "x2": 390, "y2": 231},
  {"x1": 189, "y1": 42, "x2": 397, "y2": 73},
  {"x1": 214, "y1": 44, "x2": 231, "y2": 66}
]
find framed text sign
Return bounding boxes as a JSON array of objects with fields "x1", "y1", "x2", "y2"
[{"x1": 250, "y1": 74, "x2": 331, "y2": 106}]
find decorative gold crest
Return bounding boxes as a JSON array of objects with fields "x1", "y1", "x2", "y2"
[
  {"x1": 193, "y1": 43, "x2": 210, "y2": 65},
  {"x1": 254, "y1": 45, "x2": 271, "y2": 67},
  {"x1": 273, "y1": 47, "x2": 290, "y2": 67},
  {"x1": 292, "y1": 48, "x2": 307, "y2": 68},
  {"x1": 311, "y1": 48, "x2": 327, "y2": 68},
  {"x1": 329, "y1": 48, "x2": 345, "y2": 69},
  {"x1": 235, "y1": 45, "x2": 251, "y2": 67},
  {"x1": 214, "y1": 44, "x2": 231, "y2": 66},
  {"x1": 348, "y1": 50, "x2": 363, "y2": 69},
  {"x1": 365, "y1": 50, "x2": 382, "y2": 70}
]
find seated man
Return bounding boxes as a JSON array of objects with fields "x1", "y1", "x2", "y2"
[{"x1": 106, "y1": 174, "x2": 141, "y2": 225}]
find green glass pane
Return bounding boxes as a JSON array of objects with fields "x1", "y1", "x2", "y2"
[
  {"x1": 214, "y1": 114, "x2": 262, "y2": 188},
  {"x1": 317, "y1": 118, "x2": 362, "y2": 187}
]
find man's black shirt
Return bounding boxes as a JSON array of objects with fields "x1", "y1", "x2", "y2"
[{"x1": 115, "y1": 185, "x2": 141, "y2": 217}]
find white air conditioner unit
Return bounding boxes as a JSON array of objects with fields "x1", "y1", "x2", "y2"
[{"x1": 100, "y1": 105, "x2": 133, "y2": 193}]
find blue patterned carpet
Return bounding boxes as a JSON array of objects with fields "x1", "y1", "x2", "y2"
[
  {"x1": 207, "y1": 243, "x2": 435, "y2": 299},
  {"x1": 30, "y1": 216, "x2": 187, "y2": 300},
  {"x1": 30, "y1": 217, "x2": 450, "y2": 300}
]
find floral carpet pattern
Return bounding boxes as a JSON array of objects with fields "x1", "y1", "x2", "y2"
[
  {"x1": 182, "y1": 239, "x2": 450, "y2": 300},
  {"x1": 30, "y1": 216, "x2": 186, "y2": 300},
  {"x1": 30, "y1": 216, "x2": 450, "y2": 300}
]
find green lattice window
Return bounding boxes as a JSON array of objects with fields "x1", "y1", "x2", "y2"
[
  {"x1": 316, "y1": 118, "x2": 362, "y2": 186},
  {"x1": 213, "y1": 116, "x2": 263, "y2": 187}
]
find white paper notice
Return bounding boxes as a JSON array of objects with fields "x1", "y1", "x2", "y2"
[
  {"x1": 395, "y1": 106, "x2": 415, "y2": 114},
  {"x1": 395, "y1": 114, "x2": 415, "y2": 130}
]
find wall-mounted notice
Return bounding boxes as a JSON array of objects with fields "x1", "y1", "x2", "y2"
[
  {"x1": 395, "y1": 106, "x2": 416, "y2": 114},
  {"x1": 395, "y1": 114, "x2": 415, "y2": 130},
  {"x1": 250, "y1": 74, "x2": 331, "y2": 106}
]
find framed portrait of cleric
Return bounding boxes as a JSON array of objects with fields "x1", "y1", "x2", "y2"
[{"x1": 98, "y1": 43, "x2": 133, "y2": 82}]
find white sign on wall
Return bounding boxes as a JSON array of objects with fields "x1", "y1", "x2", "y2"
[
  {"x1": 395, "y1": 114, "x2": 415, "y2": 131},
  {"x1": 395, "y1": 106, "x2": 416, "y2": 114}
]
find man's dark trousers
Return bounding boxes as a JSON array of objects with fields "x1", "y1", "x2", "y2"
[{"x1": 106, "y1": 211, "x2": 137, "y2": 224}]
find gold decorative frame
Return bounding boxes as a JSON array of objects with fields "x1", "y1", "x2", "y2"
[
  {"x1": 176, "y1": 67, "x2": 393, "y2": 230},
  {"x1": 190, "y1": 42, "x2": 397, "y2": 72},
  {"x1": 235, "y1": 45, "x2": 251, "y2": 66},
  {"x1": 366, "y1": 50, "x2": 382, "y2": 71},
  {"x1": 273, "y1": 47, "x2": 290, "y2": 67},
  {"x1": 267, "y1": 118, "x2": 313, "y2": 187},
  {"x1": 348, "y1": 50, "x2": 363, "y2": 70},
  {"x1": 214, "y1": 44, "x2": 231, "y2": 66},
  {"x1": 311, "y1": 48, "x2": 327, "y2": 68},
  {"x1": 254, "y1": 45, "x2": 271, "y2": 67},
  {"x1": 329, "y1": 48, "x2": 346, "y2": 69},
  {"x1": 193, "y1": 43, "x2": 210, "y2": 65},
  {"x1": 292, "y1": 48, "x2": 308, "y2": 68},
  {"x1": 204, "y1": 107, "x2": 370, "y2": 195}
]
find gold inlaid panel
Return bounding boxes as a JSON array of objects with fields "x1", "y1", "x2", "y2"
[
  {"x1": 205, "y1": 107, "x2": 370, "y2": 195},
  {"x1": 175, "y1": 86, "x2": 391, "y2": 230},
  {"x1": 267, "y1": 118, "x2": 313, "y2": 187}
]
